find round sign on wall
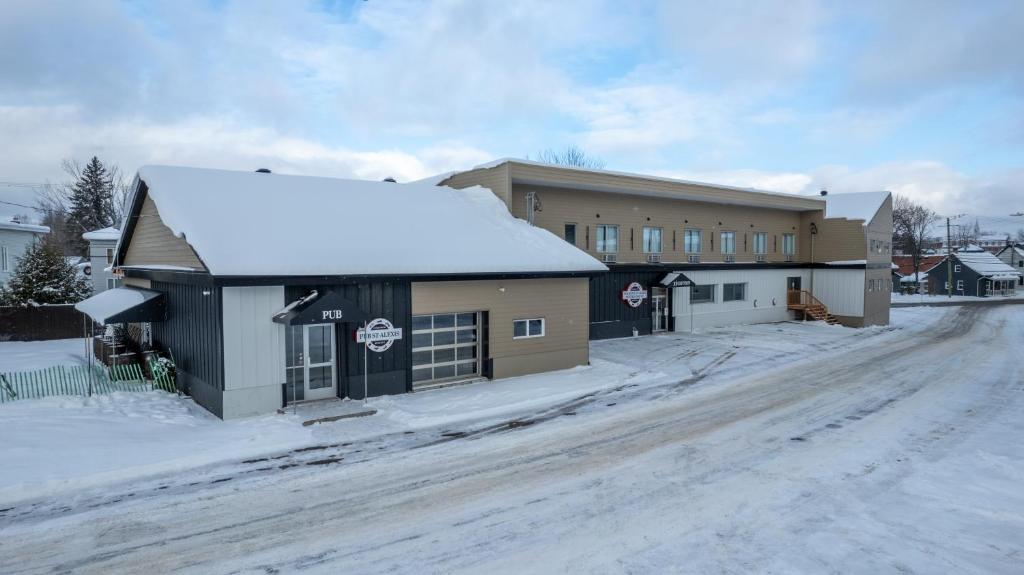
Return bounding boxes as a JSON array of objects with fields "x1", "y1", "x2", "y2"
[
  {"x1": 356, "y1": 318, "x2": 404, "y2": 353},
  {"x1": 621, "y1": 282, "x2": 649, "y2": 308}
]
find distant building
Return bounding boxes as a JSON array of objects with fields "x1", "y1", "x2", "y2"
[
  {"x1": 995, "y1": 244, "x2": 1024, "y2": 286},
  {"x1": 82, "y1": 227, "x2": 121, "y2": 293},
  {"x1": 0, "y1": 219, "x2": 50, "y2": 287},
  {"x1": 926, "y1": 248, "x2": 1021, "y2": 297}
]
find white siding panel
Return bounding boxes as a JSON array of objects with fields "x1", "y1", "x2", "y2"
[
  {"x1": 671, "y1": 268, "x2": 810, "y2": 331},
  {"x1": 810, "y1": 269, "x2": 865, "y2": 317},
  {"x1": 222, "y1": 286, "x2": 285, "y2": 392}
]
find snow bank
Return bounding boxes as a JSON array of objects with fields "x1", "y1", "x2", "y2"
[
  {"x1": 135, "y1": 165, "x2": 606, "y2": 276},
  {"x1": 824, "y1": 191, "x2": 890, "y2": 224},
  {"x1": 0, "y1": 339, "x2": 86, "y2": 372}
]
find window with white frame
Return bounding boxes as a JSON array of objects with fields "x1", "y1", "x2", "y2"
[
  {"x1": 957, "y1": 280, "x2": 964, "y2": 291},
  {"x1": 720, "y1": 231, "x2": 736, "y2": 254},
  {"x1": 954, "y1": 264, "x2": 961, "y2": 273},
  {"x1": 684, "y1": 229, "x2": 702, "y2": 253},
  {"x1": 753, "y1": 232, "x2": 767, "y2": 254},
  {"x1": 723, "y1": 283, "x2": 746, "y2": 301},
  {"x1": 642, "y1": 227, "x2": 662, "y2": 253},
  {"x1": 513, "y1": 318, "x2": 545, "y2": 339},
  {"x1": 106, "y1": 248, "x2": 114, "y2": 265},
  {"x1": 596, "y1": 225, "x2": 618, "y2": 253},
  {"x1": 690, "y1": 284, "x2": 715, "y2": 303},
  {"x1": 107, "y1": 277, "x2": 120, "y2": 290},
  {"x1": 783, "y1": 233, "x2": 796, "y2": 255}
]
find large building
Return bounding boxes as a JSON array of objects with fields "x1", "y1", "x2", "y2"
[
  {"x1": 0, "y1": 219, "x2": 49, "y2": 287},
  {"x1": 437, "y1": 159, "x2": 893, "y2": 334},
  {"x1": 77, "y1": 166, "x2": 604, "y2": 418}
]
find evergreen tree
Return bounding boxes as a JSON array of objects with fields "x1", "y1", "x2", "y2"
[
  {"x1": 0, "y1": 238, "x2": 91, "y2": 306},
  {"x1": 65, "y1": 156, "x2": 116, "y2": 255}
]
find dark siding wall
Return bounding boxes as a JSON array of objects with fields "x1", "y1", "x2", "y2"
[
  {"x1": 286, "y1": 280, "x2": 411, "y2": 399},
  {"x1": 151, "y1": 281, "x2": 224, "y2": 416},
  {"x1": 589, "y1": 269, "x2": 665, "y2": 339},
  {"x1": 927, "y1": 258, "x2": 985, "y2": 296}
]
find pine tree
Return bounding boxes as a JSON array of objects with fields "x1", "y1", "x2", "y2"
[
  {"x1": 65, "y1": 156, "x2": 116, "y2": 255},
  {"x1": 0, "y1": 238, "x2": 92, "y2": 306}
]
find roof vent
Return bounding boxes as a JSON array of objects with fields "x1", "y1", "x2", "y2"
[
  {"x1": 255, "y1": 168, "x2": 272, "y2": 174},
  {"x1": 819, "y1": 190, "x2": 828, "y2": 196},
  {"x1": 382, "y1": 177, "x2": 396, "y2": 183}
]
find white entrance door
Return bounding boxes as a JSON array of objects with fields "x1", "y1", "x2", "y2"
[
  {"x1": 652, "y1": 287, "x2": 668, "y2": 332},
  {"x1": 285, "y1": 323, "x2": 337, "y2": 402}
]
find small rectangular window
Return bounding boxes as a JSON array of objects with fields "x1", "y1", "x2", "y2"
[
  {"x1": 642, "y1": 227, "x2": 662, "y2": 253},
  {"x1": 513, "y1": 318, "x2": 545, "y2": 339},
  {"x1": 684, "y1": 229, "x2": 702, "y2": 253},
  {"x1": 1, "y1": 246, "x2": 7, "y2": 272},
  {"x1": 956, "y1": 280, "x2": 964, "y2": 291},
  {"x1": 954, "y1": 264, "x2": 961, "y2": 273},
  {"x1": 107, "y1": 278, "x2": 118, "y2": 290},
  {"x1": 753, "y1": 232, "x2": 767, "y2": 255},
  {"x1": 720, "y1": 231, "x2": 736, "y2": 254},
  {"x1": 723, "y1": 283, "x2": 746, "y2": 301},
  {"x1": 564, "y1": 223, "x2": 577, "y2": 246},
  {"x1": 596, "y1": 225, "x2": 618, "y2": 253},
  {"x1": 106, "y1": 248, "x2": 114, "y2": 265},
  {"x1": 690, "y1": 284, "x2": 716, "y2": 304},
  {"x1": 783, "y1": 234, "x2": 796, "y2": 255}
]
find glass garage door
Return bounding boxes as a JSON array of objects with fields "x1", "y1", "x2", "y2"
[{"x1": 411, "y1": 312, "x2": 479, "y2": 387}]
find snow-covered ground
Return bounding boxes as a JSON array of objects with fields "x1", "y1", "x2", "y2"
[
  {"x1": 1, "y1": 306, "x2": 1022, "y2": 574},
  {"x1": 0, "y1": 338, "x2": 87, "y2": 371},
  {"x1": 892, "y1": 291, "x2": 1024, "y2": 303}
]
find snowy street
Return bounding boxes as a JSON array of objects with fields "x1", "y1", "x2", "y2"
[{"x1": 2, "y1": 306, "x2": 1023, "y2": 573}]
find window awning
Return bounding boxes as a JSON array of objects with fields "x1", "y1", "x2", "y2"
[
  {"x1": 660, "y1": 271, "x2": 693, "y2": 288},
  {"x1": 272, "y1": 290, "x2": 370, "y2": 325},
  {"x1": 75, "y1": 287, "x2": 166, "y2": 325}
]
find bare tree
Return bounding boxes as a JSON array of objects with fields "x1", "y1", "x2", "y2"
[
  {"x1": 952, "y1": 217, "x2": 981, "y2": 248},
  {"x1": 892, "y1": 195, "x2": 939, "y2": 293},
  {"x1": 533, "y1": 145, "x2": 606, "y2": 169}
]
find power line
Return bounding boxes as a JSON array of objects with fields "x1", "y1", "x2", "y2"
[{"x1": 0, "y1": 199, "x2": 44, "y2": 211}]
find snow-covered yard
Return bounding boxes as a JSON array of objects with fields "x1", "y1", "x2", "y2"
[
  {"x1": 892, "y1": 291, "x2": 1024, "y2": 304},
  {"x1": 1, "y1": 305, "x2": 1022, "y2": 574},
  {"x1": 0, "y1": 338, "x2": 87, "y2": 371}
]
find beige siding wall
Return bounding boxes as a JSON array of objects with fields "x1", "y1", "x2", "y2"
[
  {"x1": 507, "y1": 162, "x2": 825, "y2": 211},
  {"x1": 122, "y1": 195, "x2": 207, "y2": 271},
  {"x1": 800, "y1": 210, "x2": 867, "y2": 263},
  {"x1": 441, "y1": 163, "x2": 511, "y2": 206},
  {"x1": 411, "y1": 278, "x2": 589, "y2": 379},
  {"x1": 509, "y1": 184, "x2": 813, "y2": 264}
]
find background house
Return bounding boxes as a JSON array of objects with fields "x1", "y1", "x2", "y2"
[
  {"x1": 926, "y1": 248, "x2": 1021, "y2": 296},
  {"x1": 995, "y1": 244, "x2": 1024, "y2": 286},
  {"x1": 0, "y1": 219, "x2": 49, "y2": 287},
  {"x1": 82, "y1": 227, "x2": 121, "y2": 293}
]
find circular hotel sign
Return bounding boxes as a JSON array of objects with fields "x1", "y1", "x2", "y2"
[
  {"x1": 621, "y1": 282, "x2": 649, "y2": 308},
  {"x1": 356, "y1": 318, "x2": 404, "y2": 353}
]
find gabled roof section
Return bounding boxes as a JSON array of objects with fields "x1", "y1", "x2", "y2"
[
  {"x1": 126, "y1": 165, "x2": 606, "y2": 277},
  {"x1": 954, "y1": 250, "x2": 1021, "y2": 280},
  {"x1": 823, "y1": 191, "x2": 890, "y2": 225},
  {"x1": 437, "y1": 158, "x2": 826, "y2": 212},
  {"x1": 82, "y1": 227, "x2": 120, "y2": 241}
]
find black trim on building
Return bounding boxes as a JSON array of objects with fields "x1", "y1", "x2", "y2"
[{"x1": 121, "y1": 268, "x2": 605, "y2": 287}]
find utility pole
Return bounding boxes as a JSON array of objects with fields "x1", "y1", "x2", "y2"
[{"x1": 946, "y1": 217, "x2": 953, "y2": 298}]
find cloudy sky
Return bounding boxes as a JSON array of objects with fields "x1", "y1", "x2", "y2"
[{"x1": 1, "y1": 0, "x2": 1022, "y2": 221}]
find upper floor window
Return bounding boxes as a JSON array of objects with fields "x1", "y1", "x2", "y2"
[
  {"x1": 753, "y1": 232, "x2": 767, "y2": 255},
  {"x1": 106, "y1": 248, "x2": 114, "y2": 265},
  {"x1": 720, "y1": 231, "x2": 736, "y2": 254},
  {"x1": 684, "y1": 229, "x2": 702, "y2": 253},
  {"x1": 954, "y1": 264, "x2": 961, "y2": 273},
  {"x1": 564, "y1": 223, "x2": 577, "y2": 246},
  {"x1": 596, "y1": 225, "x2": 618, "y2": 253},
  {"x1": 642, "y1": 227, "x2": 662, "y2": 253},
  {"x1": 783, "y1": 233, "x2": 796, "y2": 255}
]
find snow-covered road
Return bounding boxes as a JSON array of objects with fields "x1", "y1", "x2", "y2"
[{"x1": 2, "y1": 306, "x2": 1022, "y2": 574}]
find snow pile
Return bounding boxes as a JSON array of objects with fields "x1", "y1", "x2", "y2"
[
  {"x1": 81, "y1": 227, "x2": 120, "y2": 242},
  {"x1": 956, "y1": 250, "x2": 1021, "y2": 280},
  {"x1": 824, "y1": 191, "x2": 890, "y2": 224},
  {"x1": 133, "y1": 165, "x2": 606, "y2": 276}
]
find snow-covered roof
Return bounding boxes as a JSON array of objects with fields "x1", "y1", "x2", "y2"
[
  {"x1": 133, "y1": 166, "x2": 606, "y2": 277},
  {"x1": 82, "y1": 227, "x2": 120, "y2": 241},
  {"x1": 823, "y1": 191, "x2": 890, "y2": 224},
  {"x1": 955, "y1": 251, "x2": 1022, "y2": 280},
  {"x1": 0, "y1": 220, "x2": 49, "y2": 234},
  {"x1": 75, "y1": 287, "x2": 164, "y2": 325},
  {"x1": 900, "y1": 271, "x2": 928, "y2": 283},
  {"x1": 996, "y1": 245, "x2": 1024, "y2": 259},
  {"x1": 824, "y1": 259, "x2": 867, "y2": 265}
]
